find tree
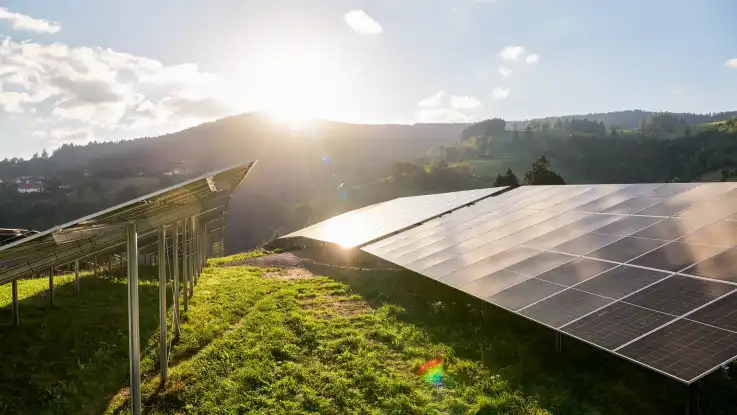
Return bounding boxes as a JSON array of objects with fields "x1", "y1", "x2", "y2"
[
  {"x1": 523, "y1": 156, "x2": 566, "y2": 185},
  {"x1": 554, "y1": 118, "x2": 563, "y2": 131},
  {"x1": 610, "y1": 127, "x2": 618, "y2": 138},
  {"x1": 524, "y1": 125, "x2": 533, "y2": 140},
  {"x1": 684, "y1": 126, "x2": 691, "y2": 137},
  {"x1": 476, "y1": 135, "x2": 489, "y2": 154},
  {"x1": 493, "y1": 168, "x2": 519, "y2": 187},
  {"x1": 41, "y1": 148, "x2": 49, "y2": 159}
]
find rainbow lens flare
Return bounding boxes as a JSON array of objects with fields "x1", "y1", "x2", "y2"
[{"x1": 417, "y1": 358, "x2": 444, "y2": 386}]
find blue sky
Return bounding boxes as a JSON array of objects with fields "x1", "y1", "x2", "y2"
[{"x1": 1, "y1": 0, "x2": 736, "y2": 158}]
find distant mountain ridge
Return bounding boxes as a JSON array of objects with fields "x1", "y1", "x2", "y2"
[{"x1": 510, "y1": 110, "x2": 737, "y2": 130}]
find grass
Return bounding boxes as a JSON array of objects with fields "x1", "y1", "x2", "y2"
[
  {"x1": 3, "y1": 251, "x2": 737, "y2": 414},
  {"x1": 206, "y1": 249, "x2": 275, "y2": 266}
]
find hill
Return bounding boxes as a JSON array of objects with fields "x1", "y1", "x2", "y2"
[
  {"x1": 0, "y1": 113, "x2": 467, "y2": 251},
  {"x1": 509, "y1": 109, "x2": 737, "y2": 131}
]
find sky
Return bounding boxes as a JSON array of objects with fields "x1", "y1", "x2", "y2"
[{"x1": 0, "y1": 0, "x2": 736, "y2": 158}]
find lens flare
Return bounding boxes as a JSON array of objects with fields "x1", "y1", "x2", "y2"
[{"x1": 417, "y1": 358, "x2": 444, "y2": 386}]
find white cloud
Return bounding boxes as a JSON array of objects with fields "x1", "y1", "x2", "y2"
[
  {"x1": 500, "y1": 46, "x2": 526, "y2": 62},
  {"x1": 0, "y1": 36, "x2": 231, "y2": 146},
  {"x1": 418, "y1": 91, "x2": 444, "y2": 107},
  {"x1": 344, "y1": 10, "x2": 383, "y2": 35},
  {"x1": 671, "y1": 86, "x2": 683, "y2": 95},
  {"x1": 525, "y1": 53, "x2": 540, "y2": 64},
  {"x1": 0, "y1": 7, "x2": 61, "y2": 34},
  {"x1": 451, "y1": 95, "x2": 482, "y2": 110},
  {"x1": 415, "y1": 107, "x2": 470, "y2": 123},
  {"x1": 499, "y1": 67, "x2": 513, "y2": 77},
  {"x1": 726, "y1": 58, "x2": 737, "y2": 68},
  {"x1": 491, "y1": 87, "x2": 510, "y2": 100}
]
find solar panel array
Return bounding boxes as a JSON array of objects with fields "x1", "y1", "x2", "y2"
[
  {"x1": 0, "y1": 163, "x2": 254, "y2": 286},
  {"x1": 360, "y1": 183, "x2": 737, "y2": 383},
  {"x1": 282, "y1": 187, "x2": 506, "y2": 248}
]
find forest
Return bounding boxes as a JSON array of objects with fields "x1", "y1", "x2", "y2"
[{"x1": 1, "y1": 110, "x2": 737, "y2": 251}]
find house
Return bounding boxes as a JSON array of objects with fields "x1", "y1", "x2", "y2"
[
  {"x1": 164, "y1": 168, "x2": 188, "y2": 176},
  {"x1": 17, "y1": 182, "x2": 44, "y2": 193},
  {"x1": 15, "y1": 176, "x2": 34, "y2": 185}
]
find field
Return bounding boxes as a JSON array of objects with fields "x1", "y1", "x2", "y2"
[{"x1": 2, "y1": 251, "x2": 737, "y2": 414}]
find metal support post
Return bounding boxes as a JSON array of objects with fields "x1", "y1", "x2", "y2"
[
  {"x1": 173, "y1": 221, "x2": 181, "y2": 336},
  {"x1": 49, "y1": 267, "x2": 54, "y2": 305},
  {"x1": 686, "y1": 381, "x2": 699, "y2": 415},
  {"x1": 555, "y1": 332, "x2": 563, "y2": 354},
  {"x1": 189, "y1": 216, "x2": 195, "y2": 295},
  {"x1": 126, "y1": 222, "x2": 142, "y2": 415},
  {"x1": 109, "y1": 253, "x2": 113, "y2": 277},
  {"x1": 183, "y1": 218, "x2": 189, "y2": 312},
  {"x1": 158, "y1": 224, "x2": 168, "y2": 384},
  {"x1": 94, "y1": 255, "x2": 98, "y2": 278},
  {"x1": 75, "y1": 259, "x2": 80, "y2": 293},
  {"x1": 12, "y1": 280, "x2": 19, "y2": 327},
  {"x1": 120, "y1": 253, "x2": 124, "y2": 278}
]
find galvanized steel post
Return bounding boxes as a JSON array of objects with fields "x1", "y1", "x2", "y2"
[
  {"x1": 48, "y1": 267, "x2": 54, "y2": 305},
  {"x1": 158, "y1": 224, "x2": 167, "y2": 384},
  {"x1": 172, "y1": 221, "x2": 181, "y2": 336},
  {"x1": 12, "y1": 280, "x2": 19, "y2": 326},
  {"x1": 182, "y1": 218, "x2": 189, "y2": 312},
  {"x1": 126, "y1": 222, "x2": 142, "y2": 415},
  {"x1": 75, "y1": 259, "x2": 80, "y2": 293}
]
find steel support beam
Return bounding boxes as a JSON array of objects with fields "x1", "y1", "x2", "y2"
[
  {"x1": 75, "y1": 259, "x2": 80, "y2": 293},
  {"x1": 172, "y1": 221, "x2": 181, "y2": 337},
  {"x1": 182, "y1": 218, "x2": 189, "y2": 312},
  {"x1": 12, "y1": 280, "x2": 19, "y2": 327},
  {"x1": 189, "y1": 216, "x2": 195, "y2": 295},
  {"x1": 126, "y1": 222, "x2": 142, "y2": 415},
  {"x1": 94, "y1": 256, "x2": 98, "y2": 278},
  {"x1": 48, "y1": 267, "x2": 54, "y2": 305},
  {"x1": 158, "y1": 224, "x2": 167, "y2": 384}
]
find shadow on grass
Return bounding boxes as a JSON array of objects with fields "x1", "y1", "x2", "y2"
[
  {"x1": 0, "y1": 266, "x2": 162, "y2": 415},
  {"x1": 309, "y1": 264, "x2": 737, "y2": 415}
]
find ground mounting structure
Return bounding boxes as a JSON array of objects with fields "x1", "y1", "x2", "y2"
[
  {"x1": 281, "y1": 183, "x2": 737, "y2": 398},
  {"x1": 0, "y1": 162, "x2": 255, "y2": 415}
]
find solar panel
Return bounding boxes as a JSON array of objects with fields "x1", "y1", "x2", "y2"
[
  {"x1": 623, "y1": 275, "x2": 734, "y2": 316},
  {"x1": 0, "y1": 163, "x2": 254, "y2": 284},
  {"x1": 574, "y1": 265, "x2": 671, "y2": 299},
  {"x1": 683, "y1": 248, "x2": 737, "y2": 282},
  {"x1": 519, "y1": 288, "x2": 614, "y2": 328},
  {"x1": 282, "y1": 182, "x2": 737, "y2": 384},
  {"x1": 550, "y1": 232, "x2": 624, "y2": 256},
  {"x1": 629, "y1": 242, "x2": 724, "y2": 272},
  {"x1": 585, "y1": 237, "x2": 666, "y2": 263},
  {"x1": 618, "y1": 319, "x2": 737, "y2": 383},
  {"x1": 281, "y1": 187, "x2": 506, "y2": 248},
  {"x1": 460, "y1": 269, "x2": 531, "y2": 299},
  {"x1": 680, "y1": 221, "x2": 737, "y2": 247},
  {"x1": 562, "y1": 302, "x2": 677, "y2": 350},
  {"x1": 631, "y1": 217, "x2": 716, "y2": 241},
  {"x1": 488, "y1": 278, "x2": 566, "y2": 311},
  {"x1": 688, "y1": 291, "x2": 737, "y2": 332},
  {"x1": 534, "y1": 258, "x2": 617, "y2": 286}
]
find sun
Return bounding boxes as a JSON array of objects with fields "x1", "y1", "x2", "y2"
[{"x1": 243, "y1": 42, "x2": 347, "y2": 129}]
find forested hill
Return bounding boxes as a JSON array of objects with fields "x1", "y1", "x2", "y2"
[
  {"x1": 0, "y1": 113, "x2": 466, "y2": 251},
  {"x1": 509, "y1": 110, "x2": 737, "y2": 131}
]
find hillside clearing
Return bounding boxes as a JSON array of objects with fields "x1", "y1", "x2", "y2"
[{"x1": 2, "y1": 252, "x2": 737, "y2": 414}]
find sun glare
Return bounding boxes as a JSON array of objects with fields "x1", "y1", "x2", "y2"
[{"x1": 245, "y1": 43, "x2": 347, "y2": 129}]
